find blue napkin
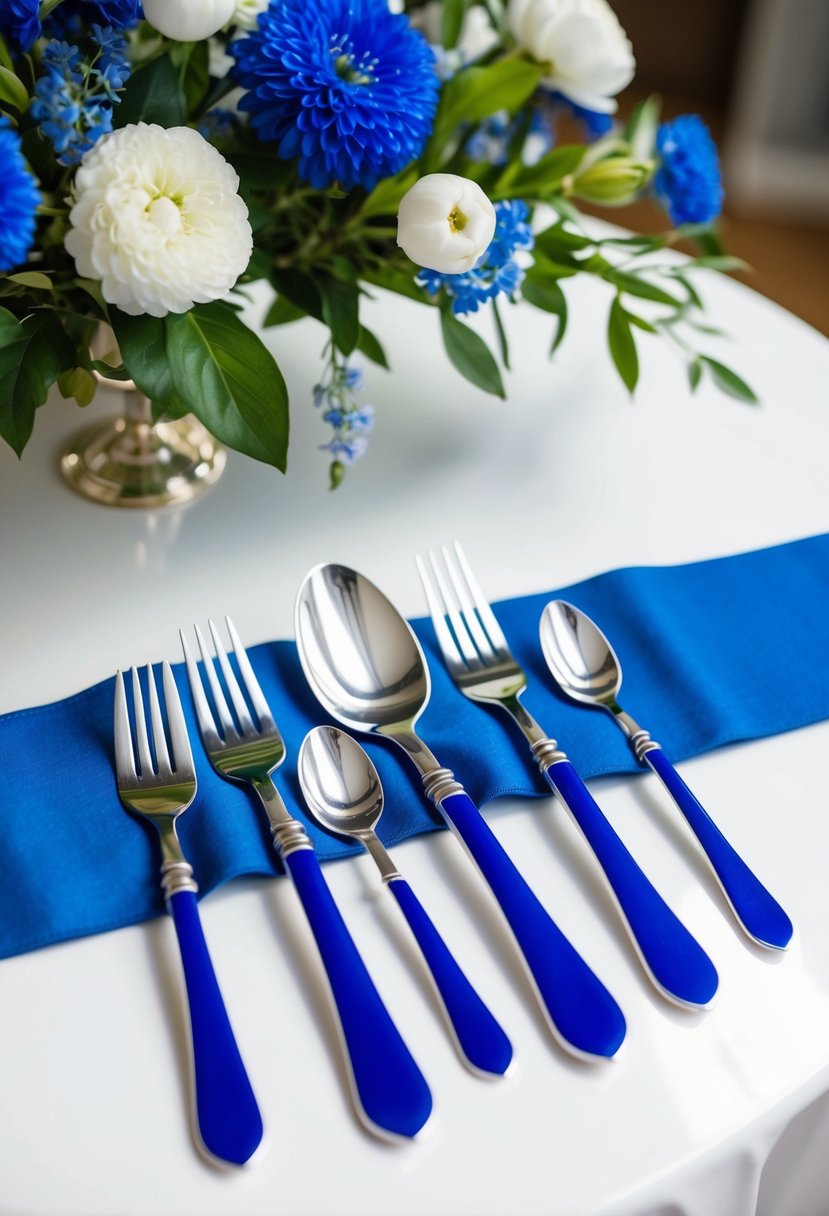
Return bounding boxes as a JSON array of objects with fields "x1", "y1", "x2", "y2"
[{"x1": 1, "y1": 532, "x2": 827, "y2": 960}]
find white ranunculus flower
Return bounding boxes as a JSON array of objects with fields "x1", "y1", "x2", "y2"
[
  {"x1": 508, "y1": 0, "x2": 635, "y2": 113},
  {"x1": 65, "y1": 124, "x2": 253, "y2": 318},
  {"x1": 142, "y1": 0, "x2": 237, "y2": 41},
  {"x1": 397, "y1": 174, "x2": 496, "y2": 274}
]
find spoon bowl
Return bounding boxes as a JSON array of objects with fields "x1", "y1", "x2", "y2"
[
  {"x1": 299, "y1": 725, "x2": 384, "y2": 839},
  {"x1": 540, "y1": 601, "x2": 622, "y2": 708},
  {"x1": 295, "y1": 563, "x2": 430, "y2": 734}
]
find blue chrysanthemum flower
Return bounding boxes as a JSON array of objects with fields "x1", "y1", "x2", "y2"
[
  {"x1": 0, "y1": 119, "x2": 40, "y2": 272},
  {"x1": 231, "y1": 0, "x2": 440, "y2": 190},
  {"x1": 654, "y1": 115, "x2": 723, "y2": 226},
  {"x1": 418, "y1": 200, "x2": 535, "y2": 316},
  {"x1": 0, "y1": 0, "x2": 41, "y2": 49}
]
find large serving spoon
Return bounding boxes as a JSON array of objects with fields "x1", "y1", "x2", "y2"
[
  {"x1": 539, "y1": 601, "x2": 793, "y2": 951},
  {"x1": 295, "y1": 563, "x2": 627, "y2": 1061},
  {"x1": 298, "y1": 725, "x2": 513, "y2": 1078}
]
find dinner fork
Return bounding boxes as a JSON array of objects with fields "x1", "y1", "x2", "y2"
[
  {"x1": 417, "y1": 544, "x2": 720, "y2": 1010},
  {"x1": 180, "y1": 619, "x2": 432, "y2": 1142},
  {"x1": 113, "y1": 664, "x2": 263, "y2": 1167}
]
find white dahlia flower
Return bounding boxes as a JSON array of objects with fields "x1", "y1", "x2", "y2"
[
  {"x1": 142, "y1": 0, "x2": 237, "y2": 41},
  {"x1": 508, "y1": 0, "x2": 635, "y2": 113},
  {"x1": 65, "y1": 124, "x2": 253, "y2": 318},
  {"x1": 397, "y1": 174, "x2": 496, "y2": 274}
]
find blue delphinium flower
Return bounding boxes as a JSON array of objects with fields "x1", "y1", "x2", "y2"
[
  {"x1": 31, "y1": 28, "x2": 131, "y2": 166},
  {"x1": 418, "y1": 200, "x2": 535, "y2": 316},
  {"x1": 552, "y1": 93, "x2": 614, "y2": 140},
  {"x1": 313, "y1": 359, "x2": 375, "y2": 482},
  {"x1": 45, "y1": 0, "x2": 142, "y2": 36},
  {"x1": 0, "y1": 119, "x2": 40, "y2": 272},
  {"x1": 654, "y1": 115, "x2": 723, "y2": 225},
  {"x1": 231, "y1": 0, "x2": 440, "y2": 191},
  {"x1": 0, "y1": 0, "x2": 41, "y2": 49}
]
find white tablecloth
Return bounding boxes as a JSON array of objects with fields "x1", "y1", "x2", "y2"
[{"x1": 0, "y1": 260, "x2": 827, "y2": 1216}]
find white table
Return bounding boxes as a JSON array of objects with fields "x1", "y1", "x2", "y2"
[{"x1": 1, "y1": 263, "x2": 827, "y2": 1216}]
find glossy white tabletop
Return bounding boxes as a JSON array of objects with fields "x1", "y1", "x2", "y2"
[{"x1": 0, "y1": 261, "x2": 827, "y2": 1216}]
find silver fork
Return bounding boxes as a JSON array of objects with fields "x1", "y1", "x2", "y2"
[
  {"x1": 179, "y1": 619, "x2": 433, "y2": 1142},
  {"x1": 113, "y1": 663, "x2": 263, "y2": 1167},
  {"x1": 417, "y1": 543, "x2": 720, "y2": 1011}
]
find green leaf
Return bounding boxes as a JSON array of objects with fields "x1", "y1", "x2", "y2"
[
  {"x1": 0, "y1": 64, "x2": 29, "y2": 112},
  {"x1": 533, "y1": 223, "x2": 593, "y2": 256},
  {"x1": 424, "y1": 58, "x2": 542, "y2": 170},
  {"x1": 271, "y1": 269, "x2": 324, "y2": 322},
  {"x1": 116, "y1": 305, "x2": 290, "y2": 467},
  {"x1": 528, "y1": 249, "x2": 580, "y2": 281},
  {"x1": 608, "y1": 270, "x2": 684, "y2": 307},
  {"x1": 356, "y1": 325, "x2": 388, "y2": 369},
  {"x1": 607, "y1": 297, "x2": 638, "y2": 394},
  {"x1": 495, "y1": 145, "x2": 584, "y2": 199},
  {"x1": 671, "y1": 272, "x2": 704, "y2": 310},
  {"x1": 5, "y1": 271, "x2": 53, "y2": 291},
  {"x1": 491, "y1": 299, "x2": 510, "y2": 371},
  {"x1": 440, "y1": 308, "x2": 505, "y2": 398},
  {"x1": 699, "y1": 356, "x2": 758, "y2": 403},
  {"x1": 175, "y1": 39, "x2": 209, "y2": 113},
  {"x1": 0, "y1": 308, "x2": 74, "y2": 455},
  {"x1": 624, "y1": 309, "x2": 657, "y2": 334},
  {"x1": 115, "y1": 54, "x2": 186, "y2": 128},
  {"x1": 688, "y1": 358, "x2": 702, "y2": 393},
  {"x1": 359, "y1": 166, "x2": 419, "y2": 219},
  {"x1": 57, "y1": 365, "x2": 97, "y2": 407},
  {"x1": 442, "y1": 0, "x2": 471, "y2": 48},
  {"x1": 682, "y1": 255, "x2": 750, "y2": 274},
  {"x1": 263, "y1": 294, "x2": 306, "y2": 327},
  {"x1": 362, "y1": 265, "x2": 437, "y2": 304},
  {"x1": 316, "y1": 275, "x2": 360, "y2": 356}
]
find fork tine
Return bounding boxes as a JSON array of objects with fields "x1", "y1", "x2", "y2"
[
  {"x1": 415, "y1": 554, "x2": 466, "y2": 668},
  {"x1": 439, "y1": 544, "x2": 497, "y2": 661},
  {"x1": 180, "y1": 629, "x2": 223, "y2": 748},
  {"x1": 131, "y1": 666, "x2": 155, "y2": 777},
  {"x1": 423, "y1": 550, "x2": 481, "y2": 668},
  {"x1": 113, "y1": 670, "x2": 137, "y2": 783},
  {"x1": 163, "y1": 661, "x2": 195, "y2": 779},
  {"x1": 225, "y1": 616, "x2": 276, "y2": 730},
  {"x1": 147, "y1": 663, "x2": 172, "y2": 777},
  {"x1": 208, "y1": 619, "x2": 256, "y2": 736},
  {"x1": 451, "y1": 540, "x2": 511, "y2": 655},
  {"x1": 194, "y1": 623, "x2": 238, "y2": 738}
]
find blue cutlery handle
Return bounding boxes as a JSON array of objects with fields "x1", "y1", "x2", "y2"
[
  {"x1": 283, "y1": 848, "x2": 432, "y2": 1139},
  {"x1": 169, "y1": 890, "x2": 263, "y2": 1166},
  {"x1": 644, "y1": 747, "x2": 793, "y2": 950},
  {"x1": 438, "y1": 790, "x2": 626, "y2": 1059},
  {"x1": 545, "y1": 759, "x2": 719, "y2": 1007},
  {"x1": 387, "y1": 877, "x2": 513, "y2": 1077}
]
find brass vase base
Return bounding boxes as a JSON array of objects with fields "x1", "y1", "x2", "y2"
[{"x1": 60, "y1": 407, "x2": 226, "y2": 509}]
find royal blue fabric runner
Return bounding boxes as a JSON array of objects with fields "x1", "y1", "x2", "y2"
[{"x1": 1, "y1": 533, "x2": 827, "y2": 960}]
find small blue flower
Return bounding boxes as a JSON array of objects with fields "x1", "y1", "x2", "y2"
[
  {"x1": 31, "y1": 30, "x2": 130, "y2": 165},
  {"x1": 654, "y1": 115, "x2": 723, "y2": 226},
  {"x1": 231, "y1": 0, "x2": 440, "y2": 191},
  {"x1": 418, "y1": 200, "x2": 535, "y2": 316},
  {"x1": 0, "y1": 119, "x2": 40, "y2": 272},
  {"x1": 320, "y1": 436, "x2": 369, "y2": 465}
]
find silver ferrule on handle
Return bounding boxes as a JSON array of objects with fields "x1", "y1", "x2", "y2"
[
  {"x1": 158, "y1": 825, "x2": 198, "y2": 897},
  {"x1": 530, "y1": 738, "x2": 568, "y2": 773},
  {"x1": 609, "y1": 707, "x2": 660, "y2": 763},
  {"x1": 422, "y1": 766, "x2": 464, "y2": 805},
  {"x1": 254, "y1": 775, "x2": 314, "y2": 858}
]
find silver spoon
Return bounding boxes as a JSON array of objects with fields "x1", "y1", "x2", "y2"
[
  {"x1": 298, "y1": 725, "x2": 513, "y2": 1078},
  {"x1": 295, "y1": 563, "x2": 627, "y2": 1061},
  {"x1": 540, "y1": 601, "x2": 793, "y2": 950}
]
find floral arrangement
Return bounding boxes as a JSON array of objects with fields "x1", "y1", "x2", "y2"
[{"x1": 0, "y1": 0, "x2": 754, "y2": 486}]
